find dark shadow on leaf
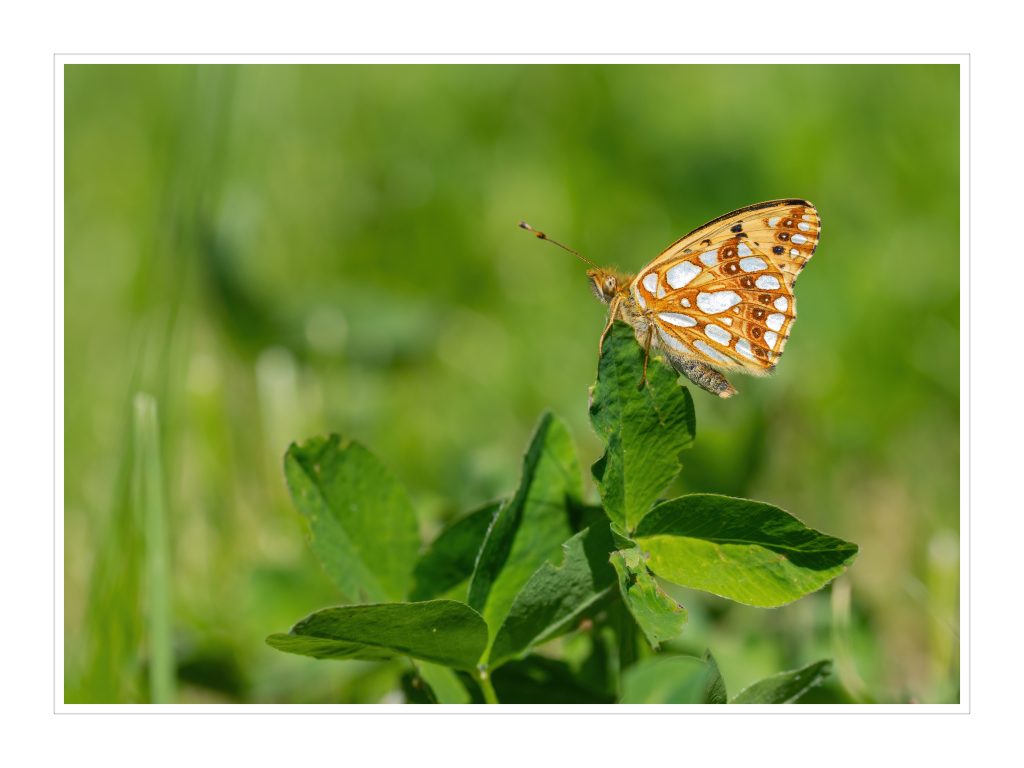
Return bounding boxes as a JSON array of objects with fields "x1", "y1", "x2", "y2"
[
  {"x1": 410, "y1": 501, "x2": 500, "y2": 601},
  {"x1": 491, "y1": 656, "x2": 616, "y2": 704}
]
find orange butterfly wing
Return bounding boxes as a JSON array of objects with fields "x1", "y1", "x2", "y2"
[{"x1": 629, "y1": 200, "x2": 820, "y2": 374}]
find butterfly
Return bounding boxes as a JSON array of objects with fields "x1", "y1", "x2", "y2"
[{"x1": 520, "y1": 199, "x2": 820, "y2": 398}]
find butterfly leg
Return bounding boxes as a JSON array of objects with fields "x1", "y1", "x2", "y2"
[
  {"x1": 598, "y1": 295, "x2": 623, "y2": 354},
  {"x1": 637, "y1": 325, "x2": 654, "y2": 390},
  {"x1": 668, "y1": 356, "x2": 738, "y2": 399}
]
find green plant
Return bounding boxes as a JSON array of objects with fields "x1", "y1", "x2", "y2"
[{"x1": 266, "y1": 322, "x2": 859, "y2": 703}]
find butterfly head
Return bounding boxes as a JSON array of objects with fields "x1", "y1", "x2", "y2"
[{"x1": 587, "y1": 268, "x2": 625, "y2": 304}]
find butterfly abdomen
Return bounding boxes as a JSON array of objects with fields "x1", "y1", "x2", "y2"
[{"x1": 668, "y1": 356, "x2": 738, "y2": 399}]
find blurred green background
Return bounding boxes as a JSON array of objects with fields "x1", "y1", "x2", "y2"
[{"x1": 64, "y1": 64, "x2": 960, "y2": 704}]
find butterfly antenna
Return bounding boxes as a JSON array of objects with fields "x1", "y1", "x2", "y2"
[{"x1": 518, "y1": 221, "x2": 600, "y2": 270}]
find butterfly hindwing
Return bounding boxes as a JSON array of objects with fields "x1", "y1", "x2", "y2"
[{"x1": 630, "y1": 200, "x2": 819, "y2": 374}]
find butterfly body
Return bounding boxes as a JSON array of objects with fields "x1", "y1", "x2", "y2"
[{"x1": 587, "y1": 266, "x2": 739, "y2": 398}]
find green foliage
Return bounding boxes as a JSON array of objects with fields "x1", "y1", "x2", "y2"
[
  {"x1": 732, "y1": 659, "x2": 833, "y2": 704},
  {"x1": 590, "y1": 323, "x2": 696, "y2": 533},
  {"x1": 620, "y1": 653, "x2": 831, "y2": 704},
  {"x1": 490, "y1": 656, "x2": 615, "y2": 704},
  {"x1": 611, "y1": 547, "x2": 688, "y2": 649},
  {"x1": 634, "y1": 495, "x2": 858, "y2": 607},
  {"x1": 266, "y1": 323, "x2": 858, "y2": 703},
  {"x1": 415, "y1": 662, "x2": 471, "y2": 704},
  {"x1": 267, "y1": 601, "x2": 488, "y2": 670},
  {"x1": 284, "y1": 436, "x2": 420, "y2": 603},
  {"x1": 466, "y1": 413, "x2": 581, "y2": 652},
  {"x1": 620, "y1": 652, "x2": 727, "y2": 704},
  {"x1": 489, "y1": 524, "x2": 617, "y2": 668},
  {"x1": 410, "y1": 502, "x2": 500, "y2": 602}
]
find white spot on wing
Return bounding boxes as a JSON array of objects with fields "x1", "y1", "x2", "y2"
[
  {"x1": 666, "y1": 261, "x2": 701, "y2": 289},
  {"x1": 764, "y1": 330, "x2": 779, "y2": 349},
  {"x1": 791, "y1": 249, "x2": 800, "y2": 256},
  {"x1": 798, "y1": 222, "x2": 811, "y2": 231},
  {"x1": 694, "y1": 339, "x2": 730, "y2": 363},
  {"x1": 735, "y1": 338, "x2": 756, "y2": 359},
  {"x1": 767, "y1": 313, "x2": 785, "y2": 331},
  {"x1": 755, "y1": 275, "x2": 780, "y2": 290},
  {"x1": 696, "y1": 290, "x2": 742, "y2": 314},
  {"x1": 658, "y1": 312, "x2": 697, "y2": 328},
  {"x1": 774, "y1": 296, "x2": 788, "y2": 311},
  {"x1": 768, "y1": 217, "x2": 780, "y2": 227},
  {"x1": 791, "y1": 234, "x2": 808, "y2": 244},
  {"x1": 739, "y1": 256, "x2": 768, "y2": 273},
  {"x1": 657, "y1": 328, "x2": 687, "y2": 353},
  {"x1": 699, "y1": 250, "x2": 718, "y2": 266},
  {"x1": 636, "y1": 291, "x2": 647, "y2": 310},
  {"x1": 705, "y1": 324, "x2": 732, "y2": 346},
  {"x1": 802, "y1": 214, "x2": 814, "y2": 221},
  {"x1": 737, "y1": 242, "x2": 753, "y2": 257},
  {"x1": 642, "y1": 273, "x2": 658, "y2": 294},
  {"x1": 721, "y1": 317, "x2": 733, "y2": 326},
  {"x1": 681, "y1": 298, "x2": 691, "y2": 307},
  {"x1": 657, "y1": 283, "x2": 666, "y2": 299}
]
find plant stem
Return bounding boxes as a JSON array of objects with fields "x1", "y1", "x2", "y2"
[{"x1": 478, "y1": 668, "x2": 499, "y2": 705}]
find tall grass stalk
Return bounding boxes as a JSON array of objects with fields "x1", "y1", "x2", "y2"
[{"x1": 133, "y1": 393, "x2": 176, "y2": 703}]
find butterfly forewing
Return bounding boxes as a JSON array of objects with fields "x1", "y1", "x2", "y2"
[{"x1": 630, "y1": 200, "x2": 820, "y2": 374}]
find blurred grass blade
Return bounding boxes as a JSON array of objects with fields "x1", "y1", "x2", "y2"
[
  {"x1": 74, "y1": 408, "x2": 144, "y2": 703},
  {"x1": 133, "y1": 393, "x2": 176, "y2": 703},
  {"x1": 830, "y1": 577, "x2": 871, "y2": 703}
]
